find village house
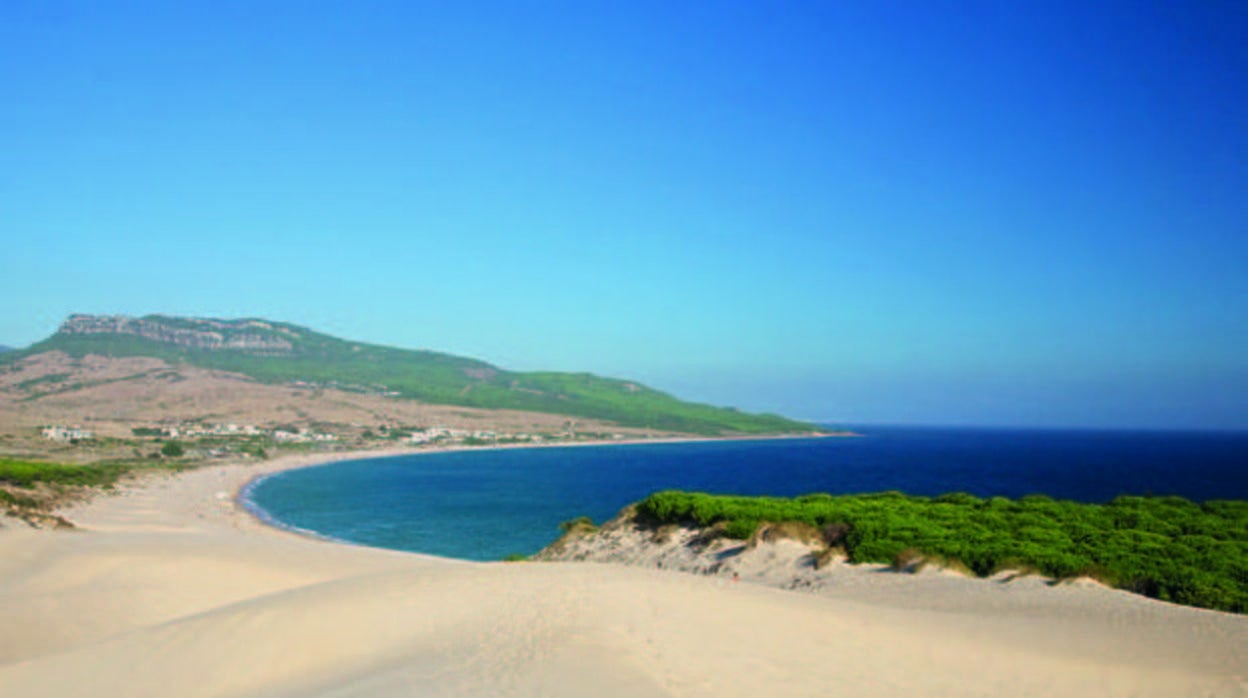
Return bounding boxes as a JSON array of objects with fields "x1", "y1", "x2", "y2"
[
  {"x1": 272, "y1": 428, "x2": 338, "y2": 444},
  {"x1": 41, "y1": 426, "x2": 94, "y2": 442}
]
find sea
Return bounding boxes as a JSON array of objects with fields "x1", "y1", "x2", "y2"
[{"x1": 243, "y1": 426, "x2": 1248, "y2": 562}]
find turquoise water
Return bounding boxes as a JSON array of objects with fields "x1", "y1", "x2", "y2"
[{"x1": 243, "y1": 426, "x2": 1248, "y2": 561}]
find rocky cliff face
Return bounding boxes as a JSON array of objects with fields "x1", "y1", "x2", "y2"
[{"x1": 58, "y1": 315, "x2": 296, "y2": 356}]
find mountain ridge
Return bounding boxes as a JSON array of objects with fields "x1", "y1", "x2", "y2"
[{"x1": 9, "y1": 314, "x2": 819, "y2": 435}]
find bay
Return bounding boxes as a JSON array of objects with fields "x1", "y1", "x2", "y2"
[{"x1": 244, "y1": 426, "x2": 1248, "y2": 561}]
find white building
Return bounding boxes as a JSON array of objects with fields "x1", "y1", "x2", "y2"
[{"x1": 41, "y1": 426, "x2": 93, "y2": 442}]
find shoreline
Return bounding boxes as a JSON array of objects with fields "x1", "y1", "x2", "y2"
[
  {"x1": 235, "y1": 437, "x2": 1248, "y2": 618},
  {"x1": 2, "y1": 433, "x2": 1246, "y2": 696},
  {"x1": 229, "y1": 431, "x2": 842, "y2": 548}
]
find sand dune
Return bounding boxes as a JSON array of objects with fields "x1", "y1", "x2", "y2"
[{"x1": 0, "y1": 455, "x2": 1245, "y2": 697}]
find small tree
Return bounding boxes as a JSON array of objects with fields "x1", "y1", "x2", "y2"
[{"x1": 161, "y1": 440, "x2": 185, "y2": 458}]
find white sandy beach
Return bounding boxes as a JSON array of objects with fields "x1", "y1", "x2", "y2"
[{"x1": 1, "y1": 450, "x2": 1246, "y2": 697}]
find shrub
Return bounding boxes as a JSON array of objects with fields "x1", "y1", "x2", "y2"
[
  {"x1": 239, "y1": 443, "x2": 268, "y2": 459},
  {"x1": 558, "y1": 516, "x2": 597, "y2": 534},
  {"x1": 0, "y1": 489, "x2": 41, "y2": 509},
  {"x1": 160, "y1": 441, "x2": 185, "y2": 458},
  {"x1": 0, "y1": 458, "x2": 132, "y2": 489},
  {"x1": 633, "y1": 489, "x2": 1248, "y2": 613},
  {"x1": 821, "y1": 522, "x2": 852, "y2": 546},
  {"x1": 724, "y1": 518, "x2": 760, "y2": 539}
]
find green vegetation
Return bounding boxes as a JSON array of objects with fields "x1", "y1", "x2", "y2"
[
  {"x1": 501, "y1": 553, "x2": 530, "y2": 562},
  {"x1": 0, "y1": 458, "x2": 194, "y2": 526},
  {"x1": 558, "y1": 515, "x2": 599, "y2": 534},
  {"x1": 15, "y1": 372, "x2": 70, "y2": 390},
  {"x1": 238, "y1": 442, "x2": 268, "y2": 459},
  {"x1": 0, "y1": 458, "x2": 133, "y2": 489},
  {"x1": 132, "y1": 427, "x2": 165, "y2": 437},
  {"x1": 636, "y1": 490, "x2": 1248, "y2": 613},
  {"x1": 0, "y1": 489, "x2": 41, "y2": 509},
  {"x1": 160, "y1": 441, "x2": 185, "y2": 458},
  {"x1": 8, "y1": 315, "x2": 819, "y2": 435},
  {"x1": 16, "y1": 370, "x2": 160, "y2": 402}
]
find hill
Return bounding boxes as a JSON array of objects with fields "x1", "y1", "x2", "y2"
[{"x1": 5, "y1": 314, "x2": 817, "y2": 435}]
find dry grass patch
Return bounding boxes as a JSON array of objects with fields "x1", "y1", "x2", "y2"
[
  {"x1": 747, "y1": 520, "x2": 826, "y2": 549},
  {"x1": 811, "y1": 547, "x2": 845, "y2": 570}
]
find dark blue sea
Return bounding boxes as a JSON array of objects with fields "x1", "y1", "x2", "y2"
[{"x1": 243, "y1": 426, "x2": 1248, "y2": 562}]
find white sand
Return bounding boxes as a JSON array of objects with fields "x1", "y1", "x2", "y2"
[{"x1": 1, "y1": 451, "x2": 1245, "y2": 697}]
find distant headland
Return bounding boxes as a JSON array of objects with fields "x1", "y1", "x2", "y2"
[
  {"x1": 0, "y1": 314, "x2": 838, "y2": 523},
  {"x1": 7, "y1": 313, "x2": 823, "y2": 435}
]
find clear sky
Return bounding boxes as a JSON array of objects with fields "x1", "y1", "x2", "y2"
[{"x1": 2, "y1": 1, "x2": 1246, "y2": 430}]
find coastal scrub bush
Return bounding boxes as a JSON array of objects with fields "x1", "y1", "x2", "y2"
[
  {"x1": 0, "y1": 458, "x2": 132, "y2": 489},
  {"x1": 0, "y1": 489, "x2": 41, "y2": 509},
  {"x1": 558, "y1": 516, "x2": 598, "y2": 534},
  {"x1": 634, "y1": 489, "x2": 1248, "y2": 614},
  {"x1": 239, "y1": 443, "x2": 268, "y2": 459}
]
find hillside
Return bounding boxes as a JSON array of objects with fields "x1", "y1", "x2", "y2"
[{"x1": 5, "y1": 315, "x2": 817, "y2": 435}]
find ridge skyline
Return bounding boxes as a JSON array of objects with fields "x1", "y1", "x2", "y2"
[{"x1": 6, "y1": 312, "x2": 818, "y2": 436}]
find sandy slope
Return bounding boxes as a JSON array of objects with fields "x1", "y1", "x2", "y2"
[{"x1": 0, "y1": 454, "x2": 1245, "y2": 697}]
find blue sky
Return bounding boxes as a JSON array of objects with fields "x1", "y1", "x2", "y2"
[{"x1": 2, "y1": 1, "x2": 1246, "y2": 429}]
